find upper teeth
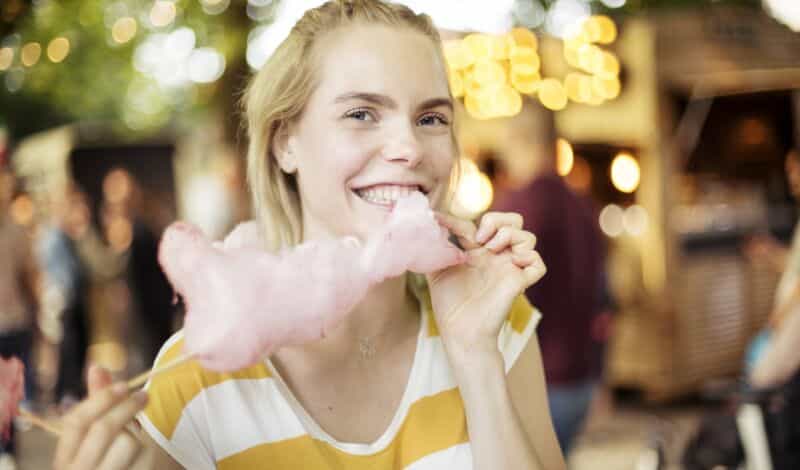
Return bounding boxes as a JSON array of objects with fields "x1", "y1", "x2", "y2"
[{"x1": 356, "y1": 185, "x2": 421, "y2": 204}]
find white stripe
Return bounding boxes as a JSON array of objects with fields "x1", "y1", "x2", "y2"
[
  {"x1": 138, "y1": 413, "x2": 216, "y2": 470},
  {"x1": 404, "y1": 442, "x2": 473, "y2": 469},
  {"x1": 418, "y1": 337, "x2": 457, "y2": 396},
  {"x1": 177, "y1": 377, "x2": 308, "y2": 460}
]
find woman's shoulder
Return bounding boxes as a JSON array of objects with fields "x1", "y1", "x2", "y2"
[{"x1": 141, "y1": 331, "x2": 274, "y2": 435}]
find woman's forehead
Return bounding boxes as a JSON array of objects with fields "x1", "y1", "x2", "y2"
[{"x1": 312, "y1": 24, "x2": 450, "y2": 103}]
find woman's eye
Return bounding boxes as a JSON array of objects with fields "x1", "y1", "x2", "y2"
[
  {"x1": 418, "y1": 113, "x2": 449, "y2": 126},
  {"x1": 345, "y1": 109, "x2": 375, "y2": 122}
]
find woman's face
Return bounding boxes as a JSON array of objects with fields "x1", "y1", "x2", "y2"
[{"x1": 285, "y1": 24, "x2": 456, "y2": 242}]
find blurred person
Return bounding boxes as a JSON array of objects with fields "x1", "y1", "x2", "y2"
[
  {"x1": 494, "y1": 102, "x2": 606, "y2": 454},
  {"x1": 100, "y1": 169, "x2": 176, "y2": 375},
  {"x1": 685, "y1": 147, "x2": 800, "y2": 469},
  {"x1": 0, "y1": 165, "x2": 39, "y2": 465},
  {"x1": 744, "y1": 148, "x2": 800, "y2": 377},
  {"x1": 36, "y1": 184, "x2": 90, "y2": 407}
]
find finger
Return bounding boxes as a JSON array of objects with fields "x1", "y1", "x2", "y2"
[
  {"x1": 475, "y1": 212, "x2": 523, "y2": 244},
  {"x1": 54, "y1": 382, "x2": 130, "y2": 468},
  {"x1": 97, "y1": 432, "x2": 140, "y2": 470},
  {"x1": 485, "y1": 228, "x2": 536, "y2": 254},
  {"x1": 434, "y1": 212, "x2": 481, "y2": 250},
  {"x1": 88, "y1": 364, "x2": 114, "y2": 396},
  {"x1": 511, "y1": 250, "x2": 538, "y2": 268},
  {"x1": 521, "y1": 252, "x2": 546, "y2": 287},
  {"x1": 71, "y1": 391, "x2": 149, "y2": 469}
]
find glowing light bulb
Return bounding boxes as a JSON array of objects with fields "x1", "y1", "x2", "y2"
[
  {"x1": 599, "y1": 204, "x2": 624, "y2": 237},
  {"x1": 20, "y1": 42, "x2": 41, "y2": 67},
  {"x1": 595, "y1": 15, "x2": 618, "y2": 44},
  {"x1": 443, "y1": 40, "x2": 475, "y2": 70},
  {"x1": 472, "y1": 60, "x2": 506, "y2": 86},
  {"x1": 47, "y1": 37, "x2": 70, "y2": 63},
  {"x1": 0, "y1": 48, "x2": 13, "y2": 71},
  {"x1": 509, "y1": 27, "x2": 538, "y2": 50},
  {"x1": 610, "y1": 152, "x2": 640, "y2": 193},
  {"x1": 556, "y1": 138, "x2": 574, "y2": 176},
  {"x1": 112, "y1": 17, "x2": 137, "y2": 44},
  {"x1": 449, "y1": 69, "x2": 465, "y2": 98},
  {"x1": 538, "y1": 78, "x2": 568, "y2": 110},
  {"x1": 150, "y1": 1, "x2": 176, "y2": 27},
  {"x1": 464, "y1": 33, "x2": 493, "y2": 61},
  {"x1": 510, "y1": 67, "x2": 540, "y2": 94}
]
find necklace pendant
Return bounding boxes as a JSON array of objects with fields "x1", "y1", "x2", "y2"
[{"x1": 358, "y1": 337, "x2": 375, "y2": 360}]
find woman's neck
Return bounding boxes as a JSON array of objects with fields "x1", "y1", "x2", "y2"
[{"x1": 281, "y1": 274, "x2": 420, "y2": 363}]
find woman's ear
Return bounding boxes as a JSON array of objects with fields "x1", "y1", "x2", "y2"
[{"x1": 272, "y1": 124, "x2": 297, "y2": 174}]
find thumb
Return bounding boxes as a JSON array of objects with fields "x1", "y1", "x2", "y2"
[{"x1": 87, "y1": 363, "x2": 114, "y2": 396}]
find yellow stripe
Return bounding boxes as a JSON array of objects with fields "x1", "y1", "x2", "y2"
[
  {"x1": 144, "y1": 337, "x2": 272, "y2": 439},
  {"x1": 217, "y1": 387, "x2": 468, "y2": 470},
  {"x1": 508, "y1": 295, "x2": 535, "y2": 334}
]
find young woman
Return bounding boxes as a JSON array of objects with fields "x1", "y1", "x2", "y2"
[{"x1": 53, "y1": 1, "x2": 565, "y2": 468}]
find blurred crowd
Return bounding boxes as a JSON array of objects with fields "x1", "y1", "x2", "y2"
[{"x1": 0, "y1": 161, "x2": 176, "y2": 418}]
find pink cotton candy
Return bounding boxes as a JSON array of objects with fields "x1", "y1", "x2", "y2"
[
  {"x1": 0, "y1": 357, "x2": 24, "y2": 440},
  {"x1": 158, "y1": 192, "x2": 464, "y2": 372}
]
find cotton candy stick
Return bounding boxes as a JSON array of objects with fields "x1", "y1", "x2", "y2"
[
  {"x1": 126, "y1": 352, "x2": 192, "y2": 390},
  {"x1": 159, "y1": 192, "x2": 465, "y2": 372}
]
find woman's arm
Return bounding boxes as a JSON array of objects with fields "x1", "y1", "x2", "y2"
[
  {"x1": 507, "y1": 335, "x2": 566, "y2": 468},
  {"x1": 448, "y1": 337, "x2": 565, "y2": 470}
]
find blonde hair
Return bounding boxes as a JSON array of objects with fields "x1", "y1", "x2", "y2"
[{"x1": 243, "y1": 0, "x2": 449, "y2": 251}]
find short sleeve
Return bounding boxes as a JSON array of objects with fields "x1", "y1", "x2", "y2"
[
  {"x1": 497, "y1": 295, "x2": 542, "y2": 374},
  {"x1": 137, "y1": 332, "x2": 216, "y2": 470}
]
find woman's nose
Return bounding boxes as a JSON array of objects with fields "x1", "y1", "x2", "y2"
[{"x1": 381, "y1": 127, "x2": 423, "y2": 168}]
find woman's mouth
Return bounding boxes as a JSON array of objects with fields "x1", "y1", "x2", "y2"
[{"x1": 353, "y1": 184, "x2": 428, "y2": 208}]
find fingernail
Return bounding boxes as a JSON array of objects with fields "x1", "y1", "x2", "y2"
[
  {"x1": 475, "y1": 228, "x2": 487, "y2": 243},
  {"x1": 112, "y1": 383, "x2": 128, "y2": 395}
]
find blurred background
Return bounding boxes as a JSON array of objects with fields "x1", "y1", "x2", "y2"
[{"x1": 1, "y1": 0, "x2": 799, "y2": 468}]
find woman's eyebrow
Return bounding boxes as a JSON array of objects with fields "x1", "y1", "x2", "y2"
[
  {"x1": 333, "y1": 93, "x2": 453, "y2": 113},
  {"x1": 334, "y1": 92, "x2": 397, "y2": 108},
  {"x1": 417, "y1": 97, "x2": 453, "y2": 113}
]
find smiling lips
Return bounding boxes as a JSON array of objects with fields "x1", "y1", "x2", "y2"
[{"x1": 354, "y1": 184, "x2": 428, "y2": 206}]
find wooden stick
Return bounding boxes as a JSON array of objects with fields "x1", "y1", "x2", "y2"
[
  {"x1": 126, "y1": 353, "x2": 192, "y2": 391},
  {"x1": 18, "y1": 408, "x2": 61, "y2": 437}
]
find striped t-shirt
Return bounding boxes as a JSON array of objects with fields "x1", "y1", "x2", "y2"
[{"x1": 138, "y1": 285, "x2": 541, "y2": 470}]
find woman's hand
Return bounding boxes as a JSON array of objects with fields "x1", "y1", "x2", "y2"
[
  {"x1": 53, "y1": 365, "x2": 155, "y2": 470},
  {"x1": 426, "y1": 212, "x2": 545, "y2": 363}
]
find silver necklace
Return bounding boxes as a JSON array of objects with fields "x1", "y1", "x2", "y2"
[{"x1": 358, "y1": 336, "x2": 376, "y2": 360}]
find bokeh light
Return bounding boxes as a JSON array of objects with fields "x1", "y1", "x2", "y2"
[
  {"x1": 556, "y1": 138, "x2": 574, "y2": 176},
  {"x1": 538, "y1": 78, "x2": 568, "y2": 111},
  {"x1": 610, "y1": 152, "x2": 641, "y2": 193},
  {"x1": 112, "y1": 17, "x2": 138, "y2": 44},
  {"x1": 0, "y1": 47, "x2": 13, "y2": 71},
  {"x1": 623, "y1": 205, "x2": 649, "y2": 236},
  {"x1": 47, "y1": 37, "x2": 70, "y2": 63},
  {"x1": 599, "y1": 204, "x2": 624, "y2": 237},
  {"x1": 150, "y1": 1, "x2": 177, "y2": 28},
  {"x1": 452, "y1": 158, "x2": 494, "y2": 219},
  {"x1": 20, "y1": 42, "x2": 41, "y2": 67}
]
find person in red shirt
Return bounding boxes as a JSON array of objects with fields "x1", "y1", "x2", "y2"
[{"x1": 493, "y1": 103, "x2": 606, "y2": 453}]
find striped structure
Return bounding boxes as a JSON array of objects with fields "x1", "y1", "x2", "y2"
[{"x1": 138, "y1": 285, "x2": 540, "y2": 469}]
